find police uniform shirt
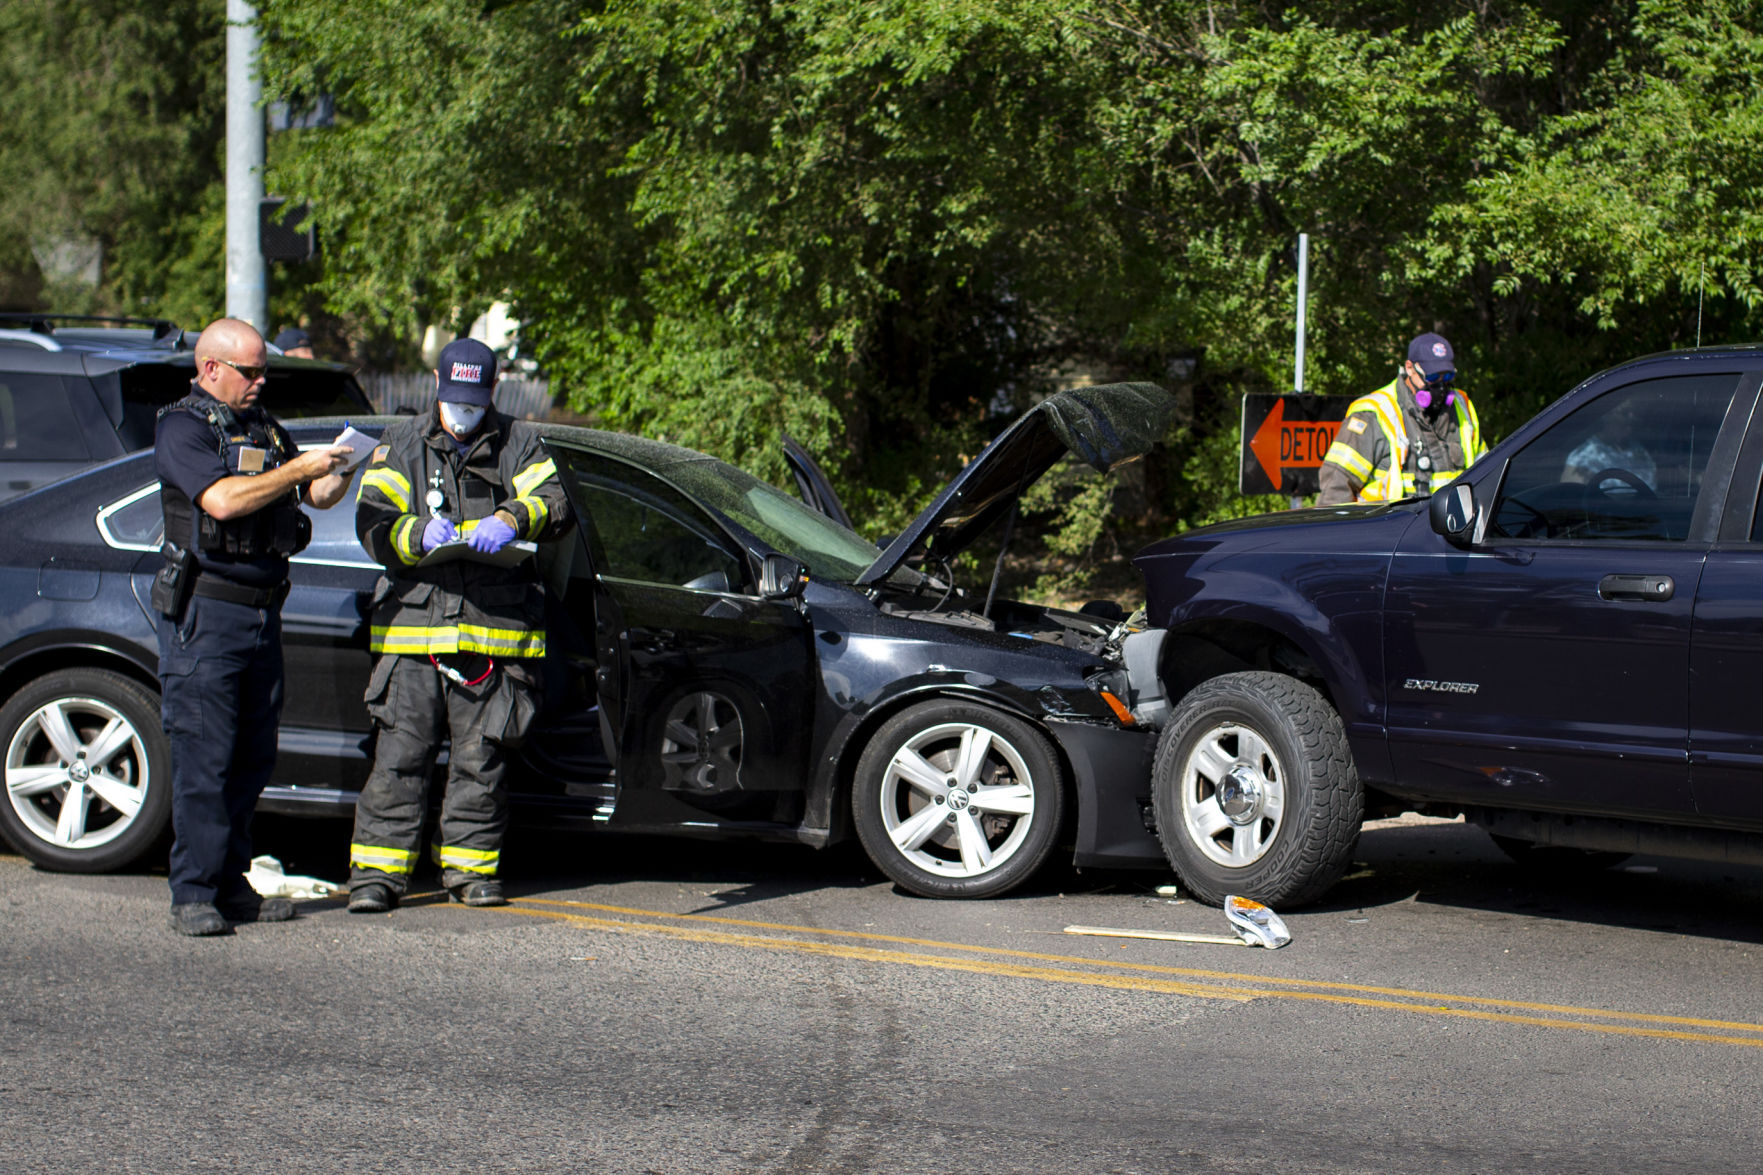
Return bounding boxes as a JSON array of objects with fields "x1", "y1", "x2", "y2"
[{"x1": 155, "y1": 399, "x2": 290, "y2": 588}]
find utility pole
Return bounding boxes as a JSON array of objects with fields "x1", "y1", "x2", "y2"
[
  {"x1": 225, "y1": 0, "x2": 267, "y2": 330},
  {"x1": 1293, "y1": 233, "x2": 1309, "y2": 395}
]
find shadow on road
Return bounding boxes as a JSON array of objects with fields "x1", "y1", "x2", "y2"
[{"x1": 238, "y1": 809, "x2": 1763, "y2": 942}]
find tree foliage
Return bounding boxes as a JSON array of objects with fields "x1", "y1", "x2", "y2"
[{"x1": 11, "y1": 1, "x2": 1763, "y2": 596}]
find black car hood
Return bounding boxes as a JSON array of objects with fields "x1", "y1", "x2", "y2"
[{"x1": 856, "y1": 382, "x2": 1176, "y2": 586}]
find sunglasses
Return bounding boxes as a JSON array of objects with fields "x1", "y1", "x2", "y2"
[
  {"x1": 215, "y1": 357, "x2": 268, "y2": 382},
  {"x1": 1414, "y1": 366, "x2": 1455, "y2": 386}
]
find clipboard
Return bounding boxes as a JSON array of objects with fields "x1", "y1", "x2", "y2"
[{"x1": 412, "y1": 538, "x2": 537, "y2": 570}]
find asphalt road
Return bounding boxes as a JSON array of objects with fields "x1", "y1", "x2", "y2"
[{"x1": 3, "y1": 814, "x2": 1760, "y2": 1174}]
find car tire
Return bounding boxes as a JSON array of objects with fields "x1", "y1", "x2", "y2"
[
  {"x1": 1151, "y1": 671, "x2": 1360, "y2": 908},
  {"x1": 853, "y1": 700, "x2": 1065, "y2": 899},
  {"x1": 0, "y1": 668, "x2": 171, "y2": 873},
  {"x1": 1488, "y1": 834, "x2": 1631, "y2": 874}
]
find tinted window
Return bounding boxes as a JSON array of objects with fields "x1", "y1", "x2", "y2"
[
  {"x1": 0, "y1": 373, "x2": 90, "y2": 460},
  {"x1": 555, "y1": 450, "x2": 747, "y2": 591},
  {"x1": 1492, "y1": 374, "x2": 1739, "y2": 542},
  {"x1": 97, "y1": 484, "x2": 164, "y2": 549},
  {"x1": 113, "y1": 364, "x2": 370, "y2": 450}
]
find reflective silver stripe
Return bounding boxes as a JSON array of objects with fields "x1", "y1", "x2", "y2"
[{"x1": 513, "y1": 459, "x2": 556, "y2": 498}]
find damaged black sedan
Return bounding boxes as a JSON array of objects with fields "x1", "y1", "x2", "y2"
[{"x1": 0, "y1": 384, "x2": 1175, "y2": 898}]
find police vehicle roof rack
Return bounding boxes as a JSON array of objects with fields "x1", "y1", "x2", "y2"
[{"x1": 0, "y1": 312, "x2": 184, "y2": 345}]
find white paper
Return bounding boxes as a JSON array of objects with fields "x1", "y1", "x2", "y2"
[{"x1": 332, "y1": 425, "x2": 378, "y2": 472}]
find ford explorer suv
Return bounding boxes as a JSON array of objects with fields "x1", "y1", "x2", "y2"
[{"x1": 1133, "y1": 346, "x2": 1763, "y2": 906}]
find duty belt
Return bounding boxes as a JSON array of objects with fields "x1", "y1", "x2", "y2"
[{"x1": 192, "y1": 575, "x2": 290, "y2": 609}]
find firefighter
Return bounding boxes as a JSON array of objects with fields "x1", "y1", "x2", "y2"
[
  {"x1": 346, "y1": 339, "x2": 572, "y2": 912},
  {"x1": 1318, "y1": 332, "x2": 1487, "y2": 506}
]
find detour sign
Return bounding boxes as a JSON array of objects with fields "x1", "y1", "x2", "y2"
[{"x1": 1239, "y1": 393, "x2": 1355, "y2": 495}]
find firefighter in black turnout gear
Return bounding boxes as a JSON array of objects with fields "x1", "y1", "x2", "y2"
[
  {"x1": 347, "y1": 339, "x2": 573, "y2": 912},
  {"x1": 155, "y1": 318, "x2": 353, "y2": 936}
]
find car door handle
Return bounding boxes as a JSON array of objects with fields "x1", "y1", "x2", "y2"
[{"x1": 1598, "y1": 573, "x2": 1675, "y2": 602}]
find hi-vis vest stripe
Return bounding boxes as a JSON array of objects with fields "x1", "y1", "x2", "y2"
[
  {"x1": 1322, "y1": 381, "x2": 1484, "y2": 502},
  {"x1": 392, "y1": 515, "x2": 424, "y2": 564},
  {"x1": 369, "y1": 623, "x2": 546, "y2": 657}
]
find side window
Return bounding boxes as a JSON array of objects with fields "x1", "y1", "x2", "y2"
[
  {"x1": 97, "y1": 484, "x2": 165, "y2": 550},
  {"x1": 555, "y1": 450, "x2": 747, "y2": 592},
  {"x1": 0, "y1": 374, "x2": 91, "y2": 460},
  {"x1": 1492, "y1": 374, "x2": 1739, "y2": 542}
]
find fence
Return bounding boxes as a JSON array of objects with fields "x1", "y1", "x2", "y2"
[{"x1": 355, "y1": 372, "x2": 554, "y2": 421}]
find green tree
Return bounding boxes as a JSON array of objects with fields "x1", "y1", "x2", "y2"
[{"x1": 0, "y1": 0, "x2": 227, "y2": 322}]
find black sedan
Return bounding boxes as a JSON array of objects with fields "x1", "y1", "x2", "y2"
[{"x1": 0, "y1": 385, "x2": 1174, "y2": 898}]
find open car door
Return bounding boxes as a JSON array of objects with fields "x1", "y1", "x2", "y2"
[
  {"x1": 543, "y1": 439, "x2": 818, "y2": 828},
  {"x1": 782, "y1": 434, "x2": 855, "y2": 531}
]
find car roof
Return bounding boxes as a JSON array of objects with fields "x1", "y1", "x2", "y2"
[{"x1": 288, "y1": 415, "x2": 727, "y2": 472}]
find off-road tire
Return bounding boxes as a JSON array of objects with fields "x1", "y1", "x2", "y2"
[{"x1": 1151, "y1": 671, "x2": 1360, "y2": 908}]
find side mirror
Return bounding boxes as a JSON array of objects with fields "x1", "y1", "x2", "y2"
[
  {"x1": 760, "y1": 552, "x2": 809, "y2": 600},
  {"x1": 1429, "y1": 481, "x2": 1478, "y2": 547}
]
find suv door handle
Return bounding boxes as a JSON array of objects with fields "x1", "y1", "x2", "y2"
[{"x1": 1599, "y1": 573, "x2": 1675, "y2": 602}]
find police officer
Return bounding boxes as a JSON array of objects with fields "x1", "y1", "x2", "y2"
[
  {"x1": 156, "y1": 318, "x2": 352, "y2": 936},
  {"x1": 1318, "y1": 332, "x2": 1487, "y2": 506},
  {"x1": 346, "y1": 339, "x2": 572, "y2": 913}
]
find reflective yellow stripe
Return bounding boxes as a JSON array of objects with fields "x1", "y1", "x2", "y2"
[
  {"x1": 359, "y1": 468, "x2": 412, "y2": 513},
  {"x1": 513, "y1": 458, "x2": 556, "y2": 498},
  {"x1": 1322, "y1": 440, "x2": 1375, "y2": 482},
  {"x1": 393, "y1": 515, "x2": 423, "y2": 565},
  {"x1": 369, "y1": 624, "x2": 546, "y2": 657},
  {"x1": 351, "y1": 844, "x2": 416, "y2": 874},
  {"x1": 514, "y1": 494, "x2": 548, "y2": 533},
  {"x1": 438, "y1": 845, "x2": 500, "y2": 875}
]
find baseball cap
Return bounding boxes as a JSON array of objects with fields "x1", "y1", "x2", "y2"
[
  {"x1": 436, "y1": 338, "x2": 497, "y2": 406},
  {"x1": 272, "y1": 327, "x2": 311, "y2": 352},
  {"x1": 1407, "y1": 332, "x2": 1455, "y2": 376}
]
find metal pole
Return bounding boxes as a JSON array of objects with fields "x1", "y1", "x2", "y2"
[
  {"x1": 1289, "y1": 233, "x2": 1310, "y2": 509},
  {"x1": 1294, "y1": 233, "x2": 1309, "y2": 394},
  {"x1": 225, "y1": 0, "x2": 267, "y2": 330}
]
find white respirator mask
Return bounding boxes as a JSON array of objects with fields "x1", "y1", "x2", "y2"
[{"x1": 439, "y1": 400, "x2": 487, "y2": 437}]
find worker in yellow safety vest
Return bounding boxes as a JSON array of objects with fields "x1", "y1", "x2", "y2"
[{"x1": 1318, "y1": 332, "x2": 1486, "y2": 506}]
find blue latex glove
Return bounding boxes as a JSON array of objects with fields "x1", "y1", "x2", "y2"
[
  {"x1": 470, "y1": 515, "x2": 516, "y2": 554},
  {"x1": 421, "y1": 516, "x2": 458, "y2": 552}
]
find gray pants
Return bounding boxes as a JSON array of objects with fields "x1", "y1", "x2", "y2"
[{"x1": 348, "y1": 653, "x2": 540, "y2": 892}]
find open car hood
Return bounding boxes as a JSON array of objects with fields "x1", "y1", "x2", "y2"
[{"x1": 855, "y1": 382, "x2": 1176, "y2": 586}]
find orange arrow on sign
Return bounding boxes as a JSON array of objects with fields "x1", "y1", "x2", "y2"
[{"x1": 1250, "y1": 399, "x2": 1342, "y2": 488}]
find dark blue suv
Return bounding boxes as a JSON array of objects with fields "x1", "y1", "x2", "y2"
[{"x1": 1135, "y1": 347, "x2": 1763, "y2": 906}]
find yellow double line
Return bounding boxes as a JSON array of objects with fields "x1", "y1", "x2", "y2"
[{"x1": 486, "y1": 897, "x2": 1763, "y2": 1050}]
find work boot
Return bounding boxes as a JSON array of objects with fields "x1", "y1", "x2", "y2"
[
  {"x1": 347, "y1": 882, "x2": 397, "y2": 914},
  {"x1": 217, "y1": 895, "x2": 296, "y2": 924},
  {"x1": 170, "y1": 902, "x2": 232, "y2": 937},
  {"x1": 449, "y1": 879, "x2": 506, "y2": 907}
]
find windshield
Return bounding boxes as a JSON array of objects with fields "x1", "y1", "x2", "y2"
[{"x1": 668, "y1": 459, "x2": 883, "y2": 582}]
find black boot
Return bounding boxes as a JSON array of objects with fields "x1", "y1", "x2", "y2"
[
  {"x1": 170, "y1": 902, "x2": 232, "y2": 936},
  {"x1": 348, "y1": 882, "x2": 398, "y2": 914},
  {"x1": 217, "y1": 894, "x2": 296, "y2": 924},
  {"x1": 449, "y1": 879, "x2": 506, "y2": 907}
]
